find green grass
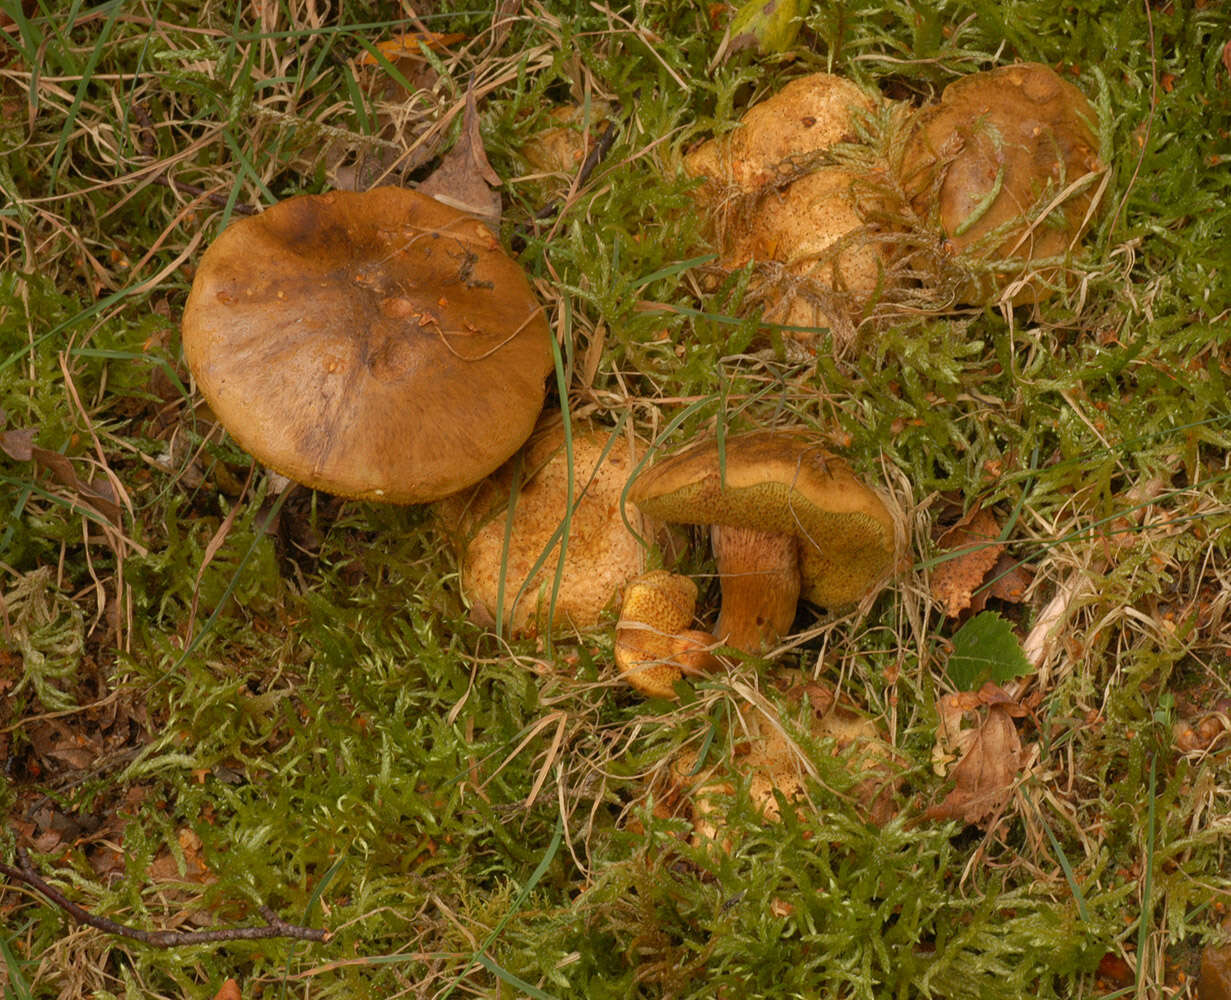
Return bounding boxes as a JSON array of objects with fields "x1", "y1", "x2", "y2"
[{"x1": 2, "y1": 0, "x2": 1230, "y2": 997}]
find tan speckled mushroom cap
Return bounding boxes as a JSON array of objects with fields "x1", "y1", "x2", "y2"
[
  {"x1": 629, "y1": 430, "x2": 894, "y2": 611},
  {"x1": 435, "y1": 417, "x2": 650, "y2": 637},
  {"x1": 685, "y1": 73, "x2": 880, "y2": 193},
  {"x1": 899, "y1": 63, "x2": 1104, "y2": 304},
  {"x1": 181, "y1": 187, "x2": 553, "y2": 503}
]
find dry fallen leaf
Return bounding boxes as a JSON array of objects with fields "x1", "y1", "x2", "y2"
[
  {"x1": 213, "y1": 978, "x2": 243, "y2": 1000},
  {"x1": 931, "y1": 507, "x2": 1003, "y2": 617},
  {"x1": 928, "y1": 683, "x2": 1028, "y2": 827},
  {"x1": 418, "y1": 82, "x2": 502, "y2": 225}
]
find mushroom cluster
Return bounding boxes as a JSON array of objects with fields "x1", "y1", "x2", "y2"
[
  {"x1": 684, "y1": 63, "x2": 1105, "y2": 333},
  {"x1": 685, "y1": 72, "x2": 897, "y2": 338}
]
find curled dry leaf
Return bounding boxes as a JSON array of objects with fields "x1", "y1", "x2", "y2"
[
  {"x1": 928, "y1": 682, "x2": 1028, "y2": 827},
  {"x1": 419, "y1": 82, "x2": 502, "y2": 225},
  {"x1": 930, "y1": 506, "x2": 1002, "y2": 618}
]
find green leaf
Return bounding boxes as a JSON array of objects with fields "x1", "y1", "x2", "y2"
[
  {"x1": 946, "y1": 611, "x2": 1033, "y2": 691},
  {"x1": 726, "y1": 0, "x2": 806, "y2": 56}
]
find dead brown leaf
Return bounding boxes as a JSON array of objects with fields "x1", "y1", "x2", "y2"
[
  {"x1": 213, "y1": 980, "x2": 243, "y2": 1000},
  {"x1": 984, "y1": 552, "x2": 1034, "y2": 604},
  {"x1": 419, "y1": 82, "x2": 502, "y2": 225},
  {"x1": 0, "y1": 417, "x2": 122, "y2": 524},
  {"x1": 931, "y1": 507, "x2": 1003, "y2": 617},
  {"x1": 928, "y1": 684, "x2": 1027, "y2": 827}
]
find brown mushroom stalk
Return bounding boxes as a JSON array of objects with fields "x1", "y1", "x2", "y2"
[
  {"x1": 629, "y1": 430, "x2": 894, "y2": 654},
  {"x1": 709, "y1": 524, "x2": 800, "y2": 652}
]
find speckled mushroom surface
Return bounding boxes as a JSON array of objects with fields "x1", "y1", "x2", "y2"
[
  {"x1": 629, "y1": 430, "x2": 895, "y2": 612},
  {"x1": 182, "y1": 187, "x2": 554, "y2": 503},
  {"x1": 436, "y1": 418, "x2": 650, "y2": 637},
  {"x1": 684, "y1": 73, "x2": 894, "y2": 338},
  {"x1": 899, "y1": 62, "x2": 1104, "y2": 303},
  {"x1": 684, "y1": 73, "x2": 880, "y2": 193}
]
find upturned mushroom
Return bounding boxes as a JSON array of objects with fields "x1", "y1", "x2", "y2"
[
  {"x1": 628, "y1": 430, "x2": 894, "y2": 653},
  {"x1": 898, "y1": 62, "x2": 1104, "y2": 304},
  {"x1": 181, "y1": 187, "x2": 554, "y2": 503},
  {"x1": 614, "y1": 570, "x2": 722, "y2": 698},
  {"x1": 435, "y1": 416, "x2": 651, "y2": 637}
]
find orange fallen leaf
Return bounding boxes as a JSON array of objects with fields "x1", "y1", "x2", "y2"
[
  {"x1": 357, "y1": 31, "x2": 466, "y2": 66},
  {"x1": 213, "y1": 979, "x2": 242, "y2": 1000},
  {"x1": 931, "y1": 507, "x2": 1003, "y2": 617}
]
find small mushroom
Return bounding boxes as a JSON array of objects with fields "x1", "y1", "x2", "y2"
[
  {"x1": 181, "y1": 187, "x2": 553, "y2": 503},
  {"x1": 435, "y1": 416, "x2": 651, "y2": 637},
  {"x1": 899, "y1": 62, "x2": 1105, "y2": 304},
  {"x1": 615, "y1": 571, "x2": 722, "y2": 699},
  {"x1": 628, "y1": 430, "x2": 895, "y2": 653}
]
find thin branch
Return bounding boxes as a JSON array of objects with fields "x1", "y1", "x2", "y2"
[{"x1": 0, "y1": 847, "x2": 329, "y2": 947}]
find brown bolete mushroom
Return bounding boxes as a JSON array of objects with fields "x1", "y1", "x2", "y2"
[
  {"x1": 435, "y1": 416, "x2": 651, "y2": 637},
  {"x1": 181, "y1": 187, "x2": 553, "y2": 503},
  {"x1": 628, "y1": 430, "x2": 895, "y2": 653},
  {"x1": 614, "y1": 570, "x2": 721, "y2": 699},
  {"x1": 898, "y1": 62, "x2": 1105, "y2": 304},
  {"x1": 684, "y1": 73, "x2": 897, "y2": 340}
]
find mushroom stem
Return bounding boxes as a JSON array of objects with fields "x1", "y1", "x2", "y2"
[{"x1": 711, "y1": 524, "x2": 801, "y2": 653}]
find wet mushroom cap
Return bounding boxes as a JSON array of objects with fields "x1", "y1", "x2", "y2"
[
  {"x1": 628, "y1": 430, "x2": 894, "y2": 610},
  {"x1": 899, "y1": 63, "x2": 1104, "y2": 303},
  {"x1": 182, "y1": 187, "x2": 554, "y2": 503}
]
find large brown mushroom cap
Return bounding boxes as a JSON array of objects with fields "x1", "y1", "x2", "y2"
[
  {"x1": 435, "y1": 417, "x2": 649, "y2": 637},
  {"x1": 899, "y1": 63, "x2": 1104, "y2": 304},
  {"x1": 182, "y1": 187, "x2": 554, "y2": 503},
  {"x1": 629, "y1": 430, "x2": 895, "y2": 612}
]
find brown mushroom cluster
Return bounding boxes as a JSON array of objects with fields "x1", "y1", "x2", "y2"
[{"x1": 684, "y1": 63, "x2": 1105, "y2": 338}]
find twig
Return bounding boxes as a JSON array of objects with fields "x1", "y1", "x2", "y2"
[
  {"x1": 532, "y1": 117, "x2": 620, "y2": 222},
  {"x1": 0, "y1": 847, "x2": 329, "y2": 947},
  {"x1": 150, "y1": 176, "x2": 260, "y2": 216}
]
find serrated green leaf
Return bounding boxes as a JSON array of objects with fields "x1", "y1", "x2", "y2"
[{"x1": 946, "y1": 611, "x2": 1033, "y2": 691}]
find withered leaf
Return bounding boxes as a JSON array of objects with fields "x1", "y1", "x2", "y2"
[
  {"x1": 419, "y1": 82, "x2": 502, "y2": 225},
  {"x1": 928, "y1": 696, "x2": 1025, "y2": 827},
  {"x1": 931, "y1": 506, "x2": 1003, "y2": 617}
]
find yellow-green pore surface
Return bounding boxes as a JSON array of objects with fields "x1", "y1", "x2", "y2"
[
  {"x1": 182, "y1": 187, "x2": 553, "y2": 503},
  {"x1": 630, "y1": 433, "x2": 894, "y2": 608}
]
